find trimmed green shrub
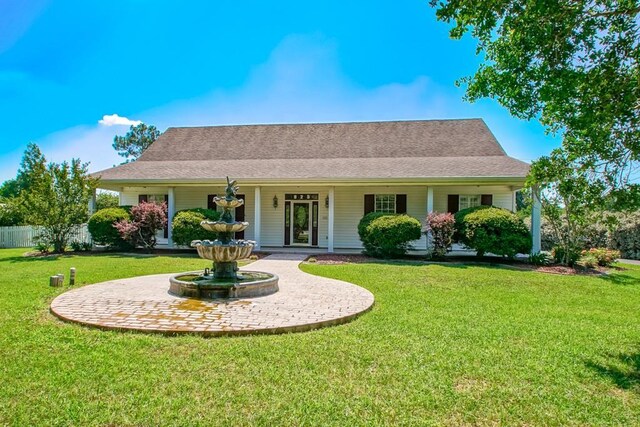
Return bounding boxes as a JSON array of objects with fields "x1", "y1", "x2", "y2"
[
  {"x1": 88, "y1": 208, "x2": 131, "y2": 249},
  {"x1": 172, "y1": 208, "x2": 221, "y2": 246},
  {"x1": 456, "y1": 207, "x2": 532, "y2": 258},
  {"x1": 358, "y1": 213, "x2": 422, "y2": 258}
]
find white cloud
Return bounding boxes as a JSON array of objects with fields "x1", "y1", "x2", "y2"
[{"x1": 98, "y1": 113, "x2": 142, "y2": 127}]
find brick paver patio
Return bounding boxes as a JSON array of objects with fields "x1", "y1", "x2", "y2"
[{"x1": 50, "y1": 254, "x2": 374, "y2": 336}]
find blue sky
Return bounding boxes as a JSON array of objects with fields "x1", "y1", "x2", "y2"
[{"x1": 0, "y1": 0, "x2": 559, "y2": 182}]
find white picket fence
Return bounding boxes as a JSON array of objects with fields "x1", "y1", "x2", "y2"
[{"x1": 0, "y1": 224, "x2": 91, "y2": 248}]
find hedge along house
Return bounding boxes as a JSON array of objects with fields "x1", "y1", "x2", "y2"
[{"x1": 92, "y1": 119, "x2": 542, "y2": 253}]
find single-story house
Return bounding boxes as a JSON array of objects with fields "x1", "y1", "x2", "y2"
[{"x1": 93, "y1": 119, "x2": 542, "y2": 253}]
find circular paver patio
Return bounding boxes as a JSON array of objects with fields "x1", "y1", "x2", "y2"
[{"x1": 50, "y1": 254, "x2": 374, "y2": 336}]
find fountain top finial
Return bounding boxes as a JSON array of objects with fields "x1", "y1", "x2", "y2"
[{"x1": 225, "y1": 176, "x2": 239, "y2": 201}]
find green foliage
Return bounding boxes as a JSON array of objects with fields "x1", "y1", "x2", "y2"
[
  {"x1": 0, "y1": 197, "x2": 25, "y2": 226},
  {"x1": 112, "y1": 123, "x2": 162, "y2": 162},
  {"x1": 552, "y1": 246, "x2": 581, "y2": 267},
  {"x1": 70, "y1": 241, "x2": 92, "y2": 252},
  {"x1": 358, "y1": 213, "x2": 421, "y2": 258},
  {"x1": 357, "y1": 212, "x2": 387, "y2": 241},
  {"x1": 528, "y1": 150, "x2": 606, "y2": 264},
  {"x1": 95, "y1": 192, "x2": 119, "y2": 210},
  {"x1": 88, "y1": 208, "x2": 132, "y2": 249},
  {"x1": 34, "y1": 241, "x2": 50, "y2": 254},
  {"x1": 609, "y1": 211, "x2": 640, "y2": 259},
  {"x1": 171, "y1": 209, "x2": 220, "y2": 246},
  {"x1": 454, "y1": 205, "x2": 490, "y2": 240},
  {"x1": 578, "y1": 253, "x2": 599, "y2": 269},
  {"x1": 528, "y1": 251, "x2": 553, "y2": 266},
  {"x1": 456, "y1": 207, "x2": 532, "y2": 258},
  {"x1": 0, "y1": 179, "x2": 21, "y2": 198},
  {"x1": 431, "y1": 0, "x2": 640, "y2": 203},
  {"x1": 17, "y1": 143, "x2": 98, "y2": 253}
]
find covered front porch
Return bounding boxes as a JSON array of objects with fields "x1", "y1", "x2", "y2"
[{"x1": 98, "y1": 180, "x2": 541, "y2": 253}]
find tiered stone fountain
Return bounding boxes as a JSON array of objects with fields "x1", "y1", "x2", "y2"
[{"x1": 169, "y1": 177, "x2": 278, "y2": 299}]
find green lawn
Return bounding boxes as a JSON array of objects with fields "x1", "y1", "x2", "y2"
[{"x1": 1, "y1": 248, "x2": 639, "y2": 426}]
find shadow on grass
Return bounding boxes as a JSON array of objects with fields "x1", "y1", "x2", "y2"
[
  {"x1": 598, "y1": 272, "x2": 640, "y2": 286},
  {"x1": 586, "y1": 350, "x2": 640, "y2": 392}
]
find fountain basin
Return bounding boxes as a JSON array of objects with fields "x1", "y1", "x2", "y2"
[
  {"x1": 191, "y1": 240, "x2": 255, "y2": 262},
  {"x1": 200, "y1": 221, "x2": 248, "y2": 233},
  {"x1": 213, "y1": 198, "x2": 244, "y2": 209},
  {"x1": 169, "y1": 270, "x2": 279, "y2": 299}
]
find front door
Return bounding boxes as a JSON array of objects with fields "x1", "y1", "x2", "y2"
[{"x1": 291, "y1": 202, "x2": 311, "y2": 245}]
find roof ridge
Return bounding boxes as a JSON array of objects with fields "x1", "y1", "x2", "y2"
[{"x1": 163, "y1": 118, "x2": 485, "y2": 131}]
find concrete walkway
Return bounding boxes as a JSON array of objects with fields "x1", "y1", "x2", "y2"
[
  {"x1": 618, "y1": 259, "x2": 640, "y2": 266},
  {"x1": 50, "y1": 254, "x2": 374, "y2": 336}
]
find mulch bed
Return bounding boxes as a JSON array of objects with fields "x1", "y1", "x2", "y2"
[{"x1": 307, "y1": 254, "x2": 623, "y2": 276}]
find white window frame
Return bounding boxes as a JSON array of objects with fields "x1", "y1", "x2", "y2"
[
  {"x1": 459, "y1": 195, "x2": 481, "y2": 211},
  {"x1": 375, "y1": 194, "x2": 396, "y2": 214}
]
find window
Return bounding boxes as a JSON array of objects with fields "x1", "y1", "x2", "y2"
[
  {"x1": 375, "y1": 194, "x2": 396, "y2": 214},
  {"x1": 459, "y1": 195, "x2": 481, "y2": 210},
  {"x1": 146, "y1": 194, "x2": 166, "y2": 204}
]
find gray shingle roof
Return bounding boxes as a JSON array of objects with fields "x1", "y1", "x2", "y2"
[{"x1": 94, "y1": 119, "x2": 530, "y2": 183}]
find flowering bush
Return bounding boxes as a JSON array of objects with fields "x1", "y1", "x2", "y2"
[
  {"x1": 581, "y1": 248, "x2": 620, "y2": 267},
  {"x1": 115, "y1": 202, "x2": 167, "y2": 250},
  {"x1": 423, "y1": 212, "x2": 455, "y2": 259}
]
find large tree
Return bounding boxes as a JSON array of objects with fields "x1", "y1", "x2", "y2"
[
  {"x1": 112, "y1": 123, "x2": 162, "y2": 162},
  {"x1": 430, "y1": 0, "x2": 640, "y2": 206},
  {"x1": 18, "y1": 143, "x2": 98, "y2": 253}
]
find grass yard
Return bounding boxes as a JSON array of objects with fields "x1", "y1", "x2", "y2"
[{"x1": 1, "y1": 248, "x2": 639, "y2": 426}]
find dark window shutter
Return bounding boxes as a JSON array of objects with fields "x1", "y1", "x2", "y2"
[
  {"x1": 312, "y1": 201, "x2": 319, "y2": 246},
  {"x1": 284, "y1": 201, "x2": 291, "y2": 245},
  {"x1": 138, "y1": 194, "x2": 148, "y2": 203},
  {"x1": 395, "y1": 194, "x2": 407, "y2": 214},
  {"x1": 163, "y1": 195, "x2": 169, "y2": 238},
  {"x1": 235, "y1": 194, "x2": 245, "y2": 239},
  {"x1": 364, "y1": 194, "x2": 375, "y2": 215},
  {"x1": 207, "y1": 194, "x2": 217, "y2": 210},
  {"x1": 448, "y1": 195, "x2": 459, "y2": 214},
  {"x1": 481, "y1": 194, "x2": 493, "y2": 206}
]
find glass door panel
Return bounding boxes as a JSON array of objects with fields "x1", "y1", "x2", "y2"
[{"x1": 292, "y1": 203, "x2": 310, "y2": 245}]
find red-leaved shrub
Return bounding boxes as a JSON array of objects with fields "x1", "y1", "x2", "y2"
[
  {"x1": 424, "y1": 212, "x2": 455, "y2": 259},
  {"x1": 115, "y1": 201, "x2": 167, "y2": 250}
]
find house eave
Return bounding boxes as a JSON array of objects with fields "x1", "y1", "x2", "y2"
[{"x1": 95, "y1": 176, "x2": 527, "y2": 190}]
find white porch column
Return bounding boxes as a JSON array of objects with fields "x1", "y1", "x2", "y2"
[
  {"x1": 427, "y1": 187, "x2": 434, "y2": 213},
  {"x1": 254, "y1": 187, "x2": 261, "y2": 250},
  {"x1": 118, "y1": 188, "x2": 124, "y2": 206},
  {"x1": 531, "y1": 185, "x2": 542, "y2": 254},
  {"x1": 89, "y1": 188, "x2": 97, "y2": 215},
  {"x1": 167, "y1": 187, "x2": 176, "y2": 247},
  {"x1": 328, "y1": 187, "x2": 335, "y2": 253}
]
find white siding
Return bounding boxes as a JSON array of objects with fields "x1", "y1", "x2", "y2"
[
  {"x1": 432, "y1": 185, "x2": 515, "y2": 213},
  {"x1": 118, "y1": 184, "x2": 516, "y2": 251},
  {"x1": 334, "y1": 186, "x2": 429, "y2": 249}
]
